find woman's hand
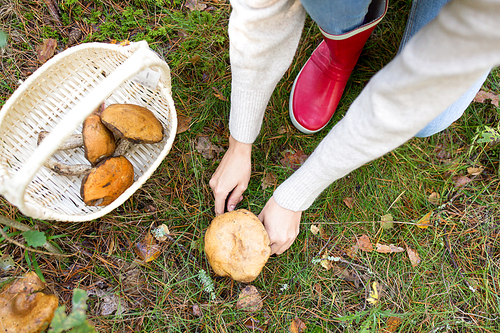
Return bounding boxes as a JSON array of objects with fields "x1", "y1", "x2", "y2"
[
  {"x1": 209, "y1": 135, "x2": 252, "y2": 215},
  {"x1": 259, "y1": 196, "x2": 302, "y2": 255}
]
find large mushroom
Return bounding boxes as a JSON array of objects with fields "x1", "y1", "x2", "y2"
[
  {"x1": 0, "y1": 271, "x2": 59, "y2": 333},
  {"x1": 80, "y1": 155, "x2": 134, "y2": 206},
  {"x1": 204, "y1": 209, "x2": 271, "y2": 283},
  {"x1": 82, "y1": 113, "x2": 116, "y2": 165}
]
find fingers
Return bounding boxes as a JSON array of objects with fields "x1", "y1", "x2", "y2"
[{"x1": 227, "y1": 188, "x2": 244, "y2": 212}]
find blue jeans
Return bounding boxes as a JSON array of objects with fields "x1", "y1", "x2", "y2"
[{"x1": 299, "y1": 0, "x2": 489, "y2": 137}]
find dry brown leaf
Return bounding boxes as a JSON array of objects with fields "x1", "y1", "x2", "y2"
[
  {"x1": 406, "y1": 245, "x2": 421, "y2": 267},
  {"x1": 331, "y1": 263, "x2": 360, "y2": 286},
  {"x1": 357, "y1": 234, "x2": 373, "y2": 252},
  {"x1": 290, "y1": 317, "x2": 306, "y2": 333},
  {"x1": 416, "y1": 211, "x2": 432, "y2": 229},
  {"x1": 433, "y1": 143, "x2": 452, "y2": 161},
  {"x1": 375, "y1": 243, "x2": 405, "y2": 254},
  {"x1": 310, "y1": 225, "x2": 320, "y2": 235},
  {"x1": 261, "y1": 172, "x2": 277, "y2": 190},
  {"x1": 236, "y1": 285, "x2": 262, "y2": 312},
  {"x1": 184, "y1": 0, "x2": 207, "y2": 11},
  {"x1": 467, "y1": 167, "x2": 483, "y2": 176},
  {"x1": 134, "y1": 233, "x2": 162, "y2": 262},
  {"x1": 195, "y1": 135, "x2": 224, "y2": 159},
  {"x1": 383, "y1": 317, "x2": 402, "y2": 333},
  {"x1": 42, "y1": 0, "x2": 61, "y2": 25},
  {"x1": 212, "y1": 87, "x2": 227, "y2": 101},
  {"x1": 189, "y1": 54, "x2": 201, "y2": 65},
  {"x1": 87, "y1": 288, "x2": 129, "y2": 316},
  {"x1": 280, "y1": 150, "x2": 308, "y2": 170},
  {"x1": 453, "y1": 175, "x2": 472, "y2": 188},
  {"x1": 474, "y1": 90, "x2": 499, "y2": 107},
  {"x1": 428, "y1": 192, "x2": 440, "y2": 205},
  {"x1": 192, "y1": 304, "x2": 203, "y2": 317},
  {"x1": 243, "y1": 318, "x2": 266, "y2": 332},
  {"x1": 176, "y1": 115, "x2": 192, "y2": 134},
  {"x1": 343, "y1": 197, "x2": 354, "y2": 209},
  {"x1": 67, "y1": 26, "x2": 82, "y2": 46},
  {"x1": 345, "y1": 244, "x2": 359, "y2": 259},
  {"x1": 37, "y1": 38, "x2": 57, "y2": 63}
]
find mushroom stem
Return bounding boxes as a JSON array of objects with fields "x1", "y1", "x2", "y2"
[
  {"x1": 37, "y1": 131, "x2": 84, "y2": 149},
  {"x1": 113, "y1": 139, "x2": 131, "y2": 156},
  {"x1": 44, "y1": 156, "x2": 92, "y2": 176}
]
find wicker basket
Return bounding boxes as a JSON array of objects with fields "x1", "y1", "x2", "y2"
[{"x1": 0, "y1": 41, "x2": 177, "y2": 222}]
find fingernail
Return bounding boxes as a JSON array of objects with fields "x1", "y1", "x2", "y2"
[{"x1": 229, "y1": 205, "x2": 235, "y2": 211}]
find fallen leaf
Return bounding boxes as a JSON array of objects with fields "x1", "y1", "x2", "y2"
[
  {"x1": 192, "y1": 304, "x2": 203, "y2": 317},
  {"x1": 176, "y1": 115, "x2": 192, "y2": 134},
  {"x1": 212, "y1": 87, "x2": 227, "y2": 101},
  {"x1": 357, "y1": 234, "x2": 373, "y2": 252},
  {"x1": 184, "y1": 0, "x2": 207, "y2": 11},
  {"x1": 67, "y1": 26, "x2": 82, "y2": 46},
  {"x1": 261, "y1": 172, "x2": 276, "y2": 190},
  {"x1": 453, "y1": 175, "x2": 472, "y2": 188},
  {"x1": 467, "y1": 167, "x2": 483, "y2": 176},
  {"x1": 343, "y1": 197, "x2": 354, "y2": 209},
  {"x1": 280, "y1": 150, "x2": 308, "y2": 170},
  {"x1": 134, "y1": 233, "x2": 162, "y2": 262},
  {"x1": 119, "y1": 39, "x2": 130, "y2": 46},
  {"x1": 243, "y1": 318, "x2": 266, "y2": 332},
  {"x1": 236, "y1": 285, "x2": 262, "y2": 312},
  {"x1": 87, "y1": 288, "x2": 129, "y2": 316},
  {"x1": 152, "y1": 224, "x2": 170, "y2": 242},
  {"x1": 37, "y1": 38, "x2": 57, "y2": 63},
  {"x1": 406, "y1": 245, "x2": 421, "y2": 267},
  {"x1": 433, "y1": 143, "x2": 452, "y2": 161},
  {"x1": 375, "y1": 243, "x2": 404, "y2": 254},
  {"x1": 41, "y1": 0, "x2": 62, "y2": 25},
  {"x1": 428, "y1": 192, "x2": 440, "y2": 205},
  {"x1": 366, "y1": 281, "x2": 381, "y2": 306},
  {"x1": 189, "y1": 54, "x2": 201, "y2": 65},
  {"x1": 290, "y1": 317, "x2": 306, "y2": 333},
  {"x1": 383, "y1": 317, "x2": 402, "y2": 333},
  {"x1": 310, "y1": 225, "x2": 320, "y2": 235},
  {"x1": 416, "y1": 211, "x2": 432, "y2": 229},
  {"x1": 320, "y1": 252, "x2": 332, "y2": 270},
  {"x1": 331, "y1": 263, "x2": 360, "y2": 286},
  {"x1": 380, "y1": 213, "x2": 394, "y2": 230},
  {"x1": 474, "y1": 90, "x2": 499, "y2": 107},
  {"x1": 345, "y1": 244, "x2": 359, "y2": 259},
  {"x1": 195, "y1": 135, "x2": 224, "y2": 159}
]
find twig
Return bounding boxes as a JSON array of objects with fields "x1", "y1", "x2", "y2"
[
  {"x1": 443, "y1": 233, "x2": 476, "y2": 293},
  {"x1": 0, "y1": 227, "x2": 74, "y2": 257},
  {"x1": 0, "y1": 215, "x2": 63, "y2": 255}
]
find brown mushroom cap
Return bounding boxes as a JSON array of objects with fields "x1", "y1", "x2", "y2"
[
  {"x1": 0, "y1": 271, "x2": 59, "y2": 333},
  {"x1": 101, "y1": 104, "x2": 164, "y2": 144},
  {"x1": 204, "y1": 209, "x2": 271, "y2": 283},
  {"x1": 80, "y1": 156, "x2": 134, "y2": 206},
  {"x1": 82, "y1": 114, "x2": 116, "y2": 165}
]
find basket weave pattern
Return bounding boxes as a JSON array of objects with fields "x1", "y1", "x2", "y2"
[{"x1": 0, "y1": 41, "x2": 177, "y2": 221}]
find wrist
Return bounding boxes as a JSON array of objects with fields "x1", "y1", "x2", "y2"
[{"x1": 229, "y1": 135, "x2": 252, "y2": 155}]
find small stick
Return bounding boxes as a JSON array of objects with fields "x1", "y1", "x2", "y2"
[
  {"x1": 0, "y1": 227, "x2": 75, "y2": 257},
  {"x1": 443, "y1": 233, "x2": 476, "y2": 293}
]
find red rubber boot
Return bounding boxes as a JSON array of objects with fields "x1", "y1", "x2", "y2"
[{"x1": 290, "y1": 0, "x2": 388, "y2": 134}]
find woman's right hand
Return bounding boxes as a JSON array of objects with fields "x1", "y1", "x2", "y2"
[{"x1": 209, "y1": 135, "x2": 252, "y2": 216}]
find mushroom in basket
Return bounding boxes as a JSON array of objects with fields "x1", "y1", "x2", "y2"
[{"x1": 37, "y1": 103, "x2": 164, "y2": 206}]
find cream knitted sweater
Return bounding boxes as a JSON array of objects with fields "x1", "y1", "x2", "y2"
[{"x1": 227, "y1": 0, "x2": 500, "y2": 212}]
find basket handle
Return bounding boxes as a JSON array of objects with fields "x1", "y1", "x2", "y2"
[{"x1": 6, "y1": 41, "x2": 171, "y2": 209}]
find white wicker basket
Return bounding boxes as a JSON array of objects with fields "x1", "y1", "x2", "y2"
[{"x1": 0, "y1": 41, "x2": 177, "y2": 222}]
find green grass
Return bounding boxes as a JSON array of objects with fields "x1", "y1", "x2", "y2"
[{"x1": 1, "y1": 0, "x2": 500, "y2": 332}]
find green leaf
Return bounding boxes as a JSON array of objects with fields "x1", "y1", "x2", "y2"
[
  {"x1": 0, "y1": 30, "x2": 6, "y2": 48},
  {"x1": 22, "y1": 230, "x2": 47, "y2": 248},
  {"x1": 49, "y1": 289, "x2": 96, "y2": 333}
]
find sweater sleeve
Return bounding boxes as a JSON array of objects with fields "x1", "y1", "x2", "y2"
[
  {"x1": 273, "y1": 0, "x2": 500, "y2": 211},
  {"x1": 228, "y1": 0, "x2": 306, "y2": 144}
]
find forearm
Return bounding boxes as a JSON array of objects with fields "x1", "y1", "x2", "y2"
[
  {"x1": 228, "y1": 0, "x2": 305, "y2": 143},
  {"x1": 274, "y1": 0, "x2": 500, "y2": 211}
]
